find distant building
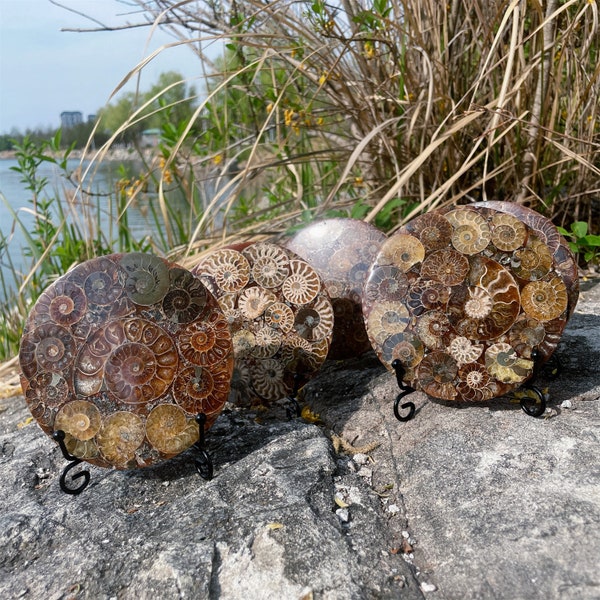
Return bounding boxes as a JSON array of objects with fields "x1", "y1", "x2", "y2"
[
  {"x1": 87, "y1": 114, "x2": 97, "y2": 123},
  {"x1": 140, "y1": 128, "x2": 161, "y2": 147},
  {"x1": 60, "y1": 111, "x2": 83, "y2": 129}
]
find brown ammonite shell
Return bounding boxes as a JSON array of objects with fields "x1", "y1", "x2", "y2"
[
  {"x1": 363, "y1": 203, "x2": 578, "y2": 403},
  {"x1": 192, "y1": 241, "x2": 334, "y2": 405},
  {"x1": 286, "y1": 218, "x2": 387, "y2": 359},
  {"x1": 19, "y1": 253, "x2": 234, "y2": 469}
]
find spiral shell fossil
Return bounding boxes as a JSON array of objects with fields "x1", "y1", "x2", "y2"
[
  {"x1": 286, "y1": 218, "x2": 386, "y2": 359},
  {"x1": 445, "y1": 208, "x2": 491, "y2": 255},
  {"x1": 378, "y1": 234, "x2": 426, "y2": 272},
  {"x1": 19, "y1": 253, "x2": 233, "y2": 469},
  {"x1": 282, "y1": 260, "x2": 321, "y2": 305},
  {"x1": 490, "y1": 213, "x2": 528, "y2": 252},
  {"x1": 521, "y1": 277, "x2": 568, "y2": 322},
  {"x1": 405, "y1": 212, "x2": 453, "y2": 251},
  {"x1": 192, "y1": 241, "x2": 333, "y2": 405},
  {"x1": 364, "y1": 201, "x2": 578, "y2": 402}
]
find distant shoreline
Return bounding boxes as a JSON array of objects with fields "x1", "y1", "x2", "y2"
[{"x1": 0, "y1": 147, "x2": 157, "y2": 162}]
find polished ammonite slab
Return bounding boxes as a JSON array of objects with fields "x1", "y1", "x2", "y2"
[
  {"x1": 286, "y1": 218, "x2": 387, "y2": 359},
  {"x1": 362, "y1": 202, "x2": 578, "y2": 402},
  {"x1": 19, "y1": 253, "x2": 234, "y2": 469},
  {"x1": 191, "y1": 241, "x2": 334, "y2": 405}
]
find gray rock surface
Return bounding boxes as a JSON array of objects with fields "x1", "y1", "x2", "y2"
[{"x1": 1, "y1": 281, "x2": 599, "y2": 599}]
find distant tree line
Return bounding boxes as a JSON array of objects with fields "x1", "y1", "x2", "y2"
[{"x1": 0, "y1": 71, "x2": 198, "y2": 152}]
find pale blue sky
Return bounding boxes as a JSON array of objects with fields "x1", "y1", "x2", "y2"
[{"x1": 0, "y1": 0, "x2": 213, "y2": 134}]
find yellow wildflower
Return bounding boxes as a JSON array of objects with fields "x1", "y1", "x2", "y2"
[{"x1": 301, "y1": 405, "x2": 321, "y2": 424}]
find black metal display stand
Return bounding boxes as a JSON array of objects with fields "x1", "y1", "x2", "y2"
[
  {"x1": 53, "y1": 412, "x2": 214, "y2": 495},
  {"x1": 52, "y1": 430, "x2": 91, "y2": 495},
  {"x1": 391, "y1": 359, "x2": 416, "y2": 422},
  {"x1": 193, "y1": 413, "x2": 214, "y2": 480},
  {"x1": 390, "y1": 351, "x2": 562, "y2": 423}
]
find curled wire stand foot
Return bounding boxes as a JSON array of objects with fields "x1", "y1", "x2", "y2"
[
  {"x1": 516, "y1": 349, "x2": 550, "y2": 418},
  {"x1": 391, "y1": 359, "x2": 416, "y2": 422},
  {"x1": 52, "y1": 430, "x2": 91, "y2": 495},
  {"x1": 194, "y1": 414, "x2": 214, "y2": 481},
  {"x1": 285, "y1": 373, "x2": 302, "y2": 419},
  {"x1": 519, "y1": 386, "x2": 547, "y2": 418}
]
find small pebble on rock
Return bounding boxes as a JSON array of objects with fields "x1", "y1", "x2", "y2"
[
  {"x1": 336, "y1": 508, "x2": 350, "y2": 523},
  {"x1": 353, "y1": 453, "x2": 369, "y2": 465}
]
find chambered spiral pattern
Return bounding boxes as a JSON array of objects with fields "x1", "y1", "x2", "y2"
[
  {"x1": 192, "y1": 241, "x2": 334, "y2": 404},
  {"x1": 287, "y1": 218, "x2": 387, "y2": 359},
  {"x1": 19, "y1": 253, "x2": 234, "y2": 469},
  {"x1": 363, "y1": 203, "x2": 578, "y2": 402}
]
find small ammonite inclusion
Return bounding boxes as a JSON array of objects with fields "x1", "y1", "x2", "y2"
[
  {"x1": 286, "y1": 218, "x2": 386, "y2": 359},
  {"x1": 192, "y1": 241, "x2": 334, "y2": 405},
  {"x1": 363, "y1": 203, "x2": 578, "y2": 402},
  {"x1": 19, "y1": 253, "x2": 234, "y2": 469}
]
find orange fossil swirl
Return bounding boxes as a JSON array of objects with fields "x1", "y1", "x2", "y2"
[
  {"x1": 415, "y1": 310, "x2": 451, "y2": 350},
  {"x1": 145, "y1": 404, "x2": 199, "y2": 455},
  {"x1": 448, "y1": 256, "x2": 520, "y2": 340},
  {"x1": 54, "y1": 400, "x2": 102, "y2": 441},
  {"x1": 32, "y1": 280, "x2": 88, "y2": 327},
  {"x1": 490, "y1": 212, "x2": 528, "y2": 252},
  {"x1": 96, "y1": 411, "x2": 146, "y2": 467},
  {"x1": 446, "y1": 208, "x2": 491, "y2": 255},
  {"x1": 377, "y1": 234, "x2": 426, "y2": 272},
  {"x1": 456, "y1": 362, "x2": 498, "y2": 402},
  {"x1": 179, "y1": 311, "x2": 233, "y2": 366},
  {"x1": 73, "y1": 318, "x2": 179, "y2": 406},
  {"x1": 521, "y1": 276, "x2": 568, "y2": 322}
]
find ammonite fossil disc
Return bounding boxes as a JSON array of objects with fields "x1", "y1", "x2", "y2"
[
  {"x1": 363, "y1": 202, "x2": 578, "y2": 402},
  {"x1": 286, "y1": 218, "x2": 387, "y2": 359},
  {"x1": 191, "y1": 242, "x2": 334, "y2": 405},
  {"x1": 19, "y1": 253, "x2": 234, "y2": 469}
]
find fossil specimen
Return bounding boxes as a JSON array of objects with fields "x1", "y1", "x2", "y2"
[
  {"x1": 20, "y1": 253, "x2": 233, "y2": 469},
  {"x1": 286, "y1": 218, "x2": 386, "y2": 359},
  {"x1": 363, "y1": 203, "x2": 578, "y2": 402}
]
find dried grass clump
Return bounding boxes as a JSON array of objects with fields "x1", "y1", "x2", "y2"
[{"x1": 104, "y1": 0, "x2": 598, "y2": 251}]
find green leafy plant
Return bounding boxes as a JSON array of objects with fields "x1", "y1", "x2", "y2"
[{"x1": 557, "y1": 222, "x2": 600, "y2": 266}]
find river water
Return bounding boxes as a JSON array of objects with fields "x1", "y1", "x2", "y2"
[{"x1": 0, "y1": 157, "x2": 162, "y2": 303}]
